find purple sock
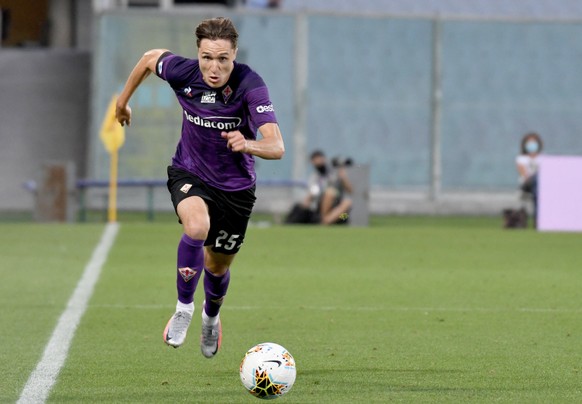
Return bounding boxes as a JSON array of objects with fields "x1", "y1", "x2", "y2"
[
  {"x1": 176, "y1": 234, "x2": 204, "y2": 304},
  {"x1": 203, "y1": 268, "x2": 230, "y2": 317}
]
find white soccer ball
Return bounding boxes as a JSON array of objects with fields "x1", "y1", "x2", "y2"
[{"x1": 239, "y1": 342, "x2": 297, "y2": 399}]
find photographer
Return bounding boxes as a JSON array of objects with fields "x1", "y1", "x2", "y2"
[{"x1": 285, "y1": 150, "x2": 353, "y2": 225}]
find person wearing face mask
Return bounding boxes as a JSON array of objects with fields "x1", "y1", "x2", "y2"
[
  {"x1": 516, "y1": 132, "x2": 543, "y2": 224},
  {"x1": 285, "y1": 150, "x2": 353, "y2": 224}
]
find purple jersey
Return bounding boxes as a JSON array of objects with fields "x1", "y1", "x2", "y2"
[{"x1": 155, "y1": 52, "x2": 278, "y2": 191}]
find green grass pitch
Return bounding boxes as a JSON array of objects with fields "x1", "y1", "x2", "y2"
[{"x1": 1, "y1": 217, "x2": 582, "y2": 403}]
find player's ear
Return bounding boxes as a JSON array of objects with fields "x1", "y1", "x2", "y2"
[{"x1": 233, "y1": 47, "x2": 238, "y2": 60}]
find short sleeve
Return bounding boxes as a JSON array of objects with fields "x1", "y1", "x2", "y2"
[
  {"x1": 245, "y1": 86, "x2": 278, "y2": 128},
  {"x1": 155, "y1": 53, "x2": 192, "y2": 89}
]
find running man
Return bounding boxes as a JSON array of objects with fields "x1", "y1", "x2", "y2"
[{"x1": 116, "y1": 17, "x2": 284, "y2": 358}]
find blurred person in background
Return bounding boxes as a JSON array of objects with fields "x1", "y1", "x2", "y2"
[
  {"x1": 285, "y1": 150, "x2": 353, "y2": 225},
  {"x1": 516, "y1": 132, "x2": 543, "y2": 224}
]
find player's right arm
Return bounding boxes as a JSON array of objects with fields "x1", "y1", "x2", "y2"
[{"x1": 116, "y1": 49, "x2": 169, "y2": 126}]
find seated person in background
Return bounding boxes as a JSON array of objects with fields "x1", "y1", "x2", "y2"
[
  {"x1": 516, "y1": 132, "x2": 543, "y2": 218},
  {"x1": 285, "y1": 150, "x2": 353, "y2": 225}
]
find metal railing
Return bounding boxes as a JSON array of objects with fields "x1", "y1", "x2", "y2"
[{"x1": 77, "y1": 178, "x2": 307, "y2": 221}]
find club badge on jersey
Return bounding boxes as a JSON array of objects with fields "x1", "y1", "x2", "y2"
[{"x1": 222, "y1": 85, "x2": 233, "y2": 104}]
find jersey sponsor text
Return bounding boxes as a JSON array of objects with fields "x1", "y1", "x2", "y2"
[
  {"x1": 183, "y1": 110, "x2": 242, "y2": 131},
  {"x1": 256, "y1": 104, "x2": 274, "y2": 113}
]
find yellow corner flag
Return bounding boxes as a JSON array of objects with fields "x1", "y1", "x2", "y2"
[{"x1": 99, "y1": 95, "x2": 125, "y2": 223}]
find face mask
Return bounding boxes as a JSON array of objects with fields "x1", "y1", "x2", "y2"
[
  {"x1": 315, "y1": 164, "x2": 328, "y2": 175},
  {"x1": 525, "y1": 140, "x2": 539, "y2": 154}
]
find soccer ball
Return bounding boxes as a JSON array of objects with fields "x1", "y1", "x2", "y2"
[{"x1": 239, "y1": 342, "x2": 296, "y2": 399}]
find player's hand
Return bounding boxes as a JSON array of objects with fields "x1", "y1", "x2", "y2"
[
  {"x1": 116, "y1": 103, "x2": 132, "y2": 127},
  {"x1": 221, "y1": 131, "x2": 248, "y2": 153}
]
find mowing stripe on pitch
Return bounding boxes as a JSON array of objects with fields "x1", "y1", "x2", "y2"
[
  {"x1": 88, "y1": 303, "x2": 582, "y2": 314},
  {"x1": 17, "y1": 223, "x2": 120, "y2": 404}
]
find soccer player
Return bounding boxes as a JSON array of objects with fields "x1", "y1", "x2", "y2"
[{"x1": 115, "y1": 17, "x2": 284, "y2": 358}]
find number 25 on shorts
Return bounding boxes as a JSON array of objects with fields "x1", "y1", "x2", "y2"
[{"x1": 215, "y1": 230, "x2": 241, "y2": 251}]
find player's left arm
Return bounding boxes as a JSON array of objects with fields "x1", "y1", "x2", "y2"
[{"x1": 221, "y1": 123, "x2": 285, "y2": 160}]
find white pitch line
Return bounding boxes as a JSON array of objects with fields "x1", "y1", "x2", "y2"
[{"x1": 17, "y1": 222, "x2": 120, "y2": 404}]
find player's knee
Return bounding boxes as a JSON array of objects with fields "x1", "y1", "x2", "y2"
[
  {"x1": 182, "y1": 218, "x2": 210, "y2": 240},
  {"x1": 206, "y1": 263, "x2": 229, "y2": 276},
  {"x1": 206, "y1": 252, "x2": 234, "y2": 276}
]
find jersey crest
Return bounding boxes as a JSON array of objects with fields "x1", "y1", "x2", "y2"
[{"x1": 222, "y1": 85, "x2": 233, "y2": 104}]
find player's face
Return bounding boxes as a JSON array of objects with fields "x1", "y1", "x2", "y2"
[{"x1": 198, "y1": 38, "x2": 237, "y2": 88}]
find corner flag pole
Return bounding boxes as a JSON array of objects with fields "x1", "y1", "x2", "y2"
[
  {"x1": 99, "y1": 95, "x2": 125, "y2": 223},
  {"x1": 108, "y1": 148, "x2": 119, "y2": 223}
]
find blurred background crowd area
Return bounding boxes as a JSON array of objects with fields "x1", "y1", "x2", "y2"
[{"x1": 2, "y1": 0, "x2": 582, "y2": 219}]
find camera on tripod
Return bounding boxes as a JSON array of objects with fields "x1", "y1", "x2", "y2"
[{"x1": 331, "y1": 156, "x2": 353, "y2": 168}]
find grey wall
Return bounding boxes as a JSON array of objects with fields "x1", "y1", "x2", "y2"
[
  {"x1": 75, "y1": 0, "x2": 94, "y2": 51},
  {"x1": 91, "y1": 12, "x2": 582, "y2": 192},
  {"x1": 282, "y1": 0, "x2": 582, "y2": 19},
  {"x1": 0, "y1": 50, "x2": 90, "y2": 210}
]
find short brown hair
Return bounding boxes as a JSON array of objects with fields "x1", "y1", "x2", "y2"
[{"x1": 195, "y1": 17, "x2": 239, "y2": 49}]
